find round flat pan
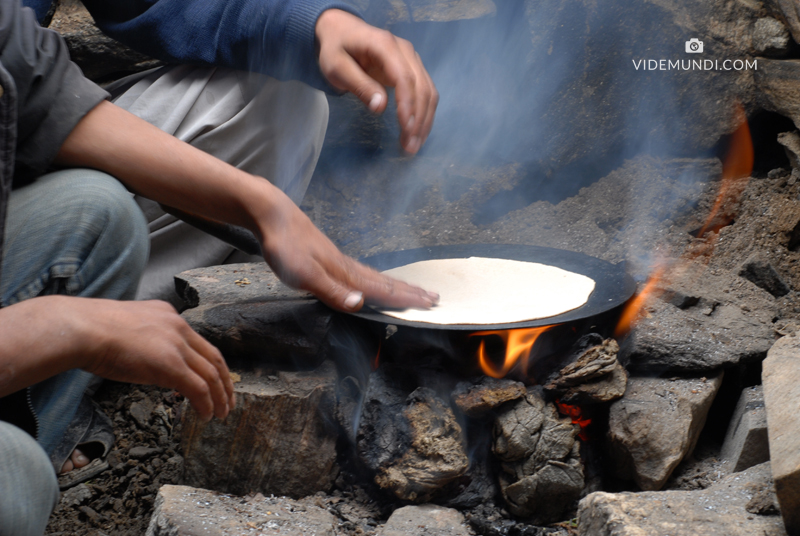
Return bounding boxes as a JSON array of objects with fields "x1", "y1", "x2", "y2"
[{"x1": 352, "y1": 244, "x2": 636, "y2": 330}]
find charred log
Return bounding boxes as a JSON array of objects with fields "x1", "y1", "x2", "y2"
[
  {"x1": 452, "y1": 377, "x2": 527, "y2": 418},
  {"x1": 493, "y1": 386, "x2": 584, "y2": 523},
  {"x1": 543, "y1": 336, "x2": 627, "y2": 405}
]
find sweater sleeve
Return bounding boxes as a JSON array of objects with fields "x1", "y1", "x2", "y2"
[
  {"x1": 81, "y1": 0, "x2": 362, "y2": 92},
  {"x1": 0, "y1": 0, "x2": 108, "y2": 182}
]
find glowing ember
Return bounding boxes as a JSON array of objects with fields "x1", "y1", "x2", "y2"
[
  {"x1": 472, "y1": 326, "x2": 553, "y2": 379},
  {"x1": 555, "y1": 399, "x2": 591, "y2": 441}
]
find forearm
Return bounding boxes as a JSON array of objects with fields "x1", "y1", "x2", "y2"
[{"x1": 55, "y1": 100, "x2": 277, "y2": 240}]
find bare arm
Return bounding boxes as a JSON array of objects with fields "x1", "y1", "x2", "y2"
[{"x1": 55, "y1": 100, "x2": 438, "y2": 311}]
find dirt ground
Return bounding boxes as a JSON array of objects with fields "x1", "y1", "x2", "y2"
[{"x1": 45, "y1": 150, "x2": 800, "y2": 534}]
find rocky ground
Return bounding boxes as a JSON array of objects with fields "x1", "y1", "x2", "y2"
[{"x1": 44, "y1": 141, "x2": 800, "y2": 533}]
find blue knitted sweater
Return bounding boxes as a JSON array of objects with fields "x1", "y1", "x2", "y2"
[{"x1": 24, "y1": 0, "x2": 359, "y2": 92}]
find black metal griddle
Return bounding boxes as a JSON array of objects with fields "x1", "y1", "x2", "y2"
[{"x1": 353, "y1": 244, "x2": 636, "y2": 331}]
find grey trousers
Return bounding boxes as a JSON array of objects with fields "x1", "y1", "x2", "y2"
[{"x1": 106, "y1": 66, "x2": 329, "y2": 304}]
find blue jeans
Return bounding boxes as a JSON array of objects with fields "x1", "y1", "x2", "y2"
[
  {"x1": 0, "y1": 169, "x2": 148, "y2": 530},
  {"x1": 0, "y1": 421, "x2": 60, "y2": 536}
]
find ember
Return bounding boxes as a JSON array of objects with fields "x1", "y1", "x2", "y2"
[{"x1": 555, "y1": 399, "x2": 592, "y2": 441}]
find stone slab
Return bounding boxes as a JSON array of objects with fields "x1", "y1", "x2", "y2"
[
  {"x1": 622, "y1": 264, "x2": 778, "y2": 372},
  {"x1": 763, "y1": 332, "x2": 800, "y2": 535},
  {"x1": 606, "y1": 373, "x2": 723, "y2": 491},
  {"x1": 146, "y1": 485, "x2": 337, "y2": 536},
  {"x1": 378, "y1": 505, "x2": 470, "y2": 536},
  {"x1": 721, "y1": 385, "x2": 770, "y2": 472},
  {"x1": 577, "y1": 463, "x2": 786, "y2": 536},
  {"x1": 177, "y1": 264, "x2": 331, "y2": 364},
  {"x1": 181, "y1": 361, "x2": 339, "y2": 498}
]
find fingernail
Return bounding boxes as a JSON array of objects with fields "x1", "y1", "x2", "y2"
[
  {"x1": 406, "y1": 136, "x2": 420, "y2": 153},
  {"x1": 75, "y1": 453, "x2": 89, "y2": 465},
  {"x1": 427, "y1": 291, "x2": 440, "y2": 303},
  {"x1": 406, "y1": 115, "x2": 416, "y2": 129},
  {"x1": 369, "y1": 93, "x2": 383, "y2": 112},
  {"x1": 344, "y1": 291, "x2": 363, "y2": 310}
]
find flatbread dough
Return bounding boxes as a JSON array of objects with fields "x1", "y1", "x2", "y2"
[{"x1": 377, "y1": 257, "x2": 595, "y2": 325}]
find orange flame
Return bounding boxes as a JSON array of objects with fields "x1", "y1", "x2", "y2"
[
  {"x1": 696, "y1": 104, "x2": 754, "y2": 239},
  {"x1": 473, "y1": 326, "x2": 553, "y2": 378},
  {"x1": 613, "y1": 263, "x2": 669, "y2": 339},
  {"x1": 556, "y1": 399, "x2": 591, "y2": 441}
]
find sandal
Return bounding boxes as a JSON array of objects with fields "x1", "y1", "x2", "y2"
[{"x1": 52, "y1": 395, "x2": 115, "y2": 490}]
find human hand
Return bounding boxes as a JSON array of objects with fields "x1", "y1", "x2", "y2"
[
  {"x1": 315, "y1": 9, "x2": 439, "y2": 154},
  {"x1": 257, "y1": 187, "x2": 439, "y2": 311},
  {"x1": 79, "y1": 299, "x2": 235, "y2": 422}
]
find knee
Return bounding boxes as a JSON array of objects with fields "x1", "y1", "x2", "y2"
[
  {"x1": 57, "y1": 170, "x2": 149, "y2": 293},
  {"x1": 0, "y1": 422, "x2": 59, "y2": 536}
]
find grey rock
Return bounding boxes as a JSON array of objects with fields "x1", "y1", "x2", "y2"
[
  {"x1": 622, "y1": 264, "x2": 778, "y2": 372},
  {"x1": 146, "y1": 485, "x2": 337, "y2": 536},
  {"x1": 778, "y1": 131, "x2": 800, "y2": 171},
  {"x1": 754, "y1": 17, "x2": 791, "y2": 56},
  {"x1": 722, "y1": 385, "x2": 770, "y2": 473},
  {"x1": 177, "y1": 264, "x2": 331, "y2": 365},
  {"x1": 577, "y1": 463, "x2": 786, "y2": 536},
  {"x1": 739, "y1": 255, "x2": 791, "y2": 297},
  {"x1": 59, "y1": 483, "x2": 93, "y2": 508},
  {"x1": 765, "y1": 0, "x2": 800, "y2": 44},
  {"x1": 128, "y1": 446, "x2": 164, "y2": 460},
  {"x1": 451, "y1": 377, "x2": 526, "y2": 417},
  {"x1": 757, "y1": 59, "x2": 800, "y2": 133},
  {"x1": 493, "y1": 386, "x2": 584, "y2": 523},
  {"x1": 378, "y1": 505, "x2": 469, "y2": 536},
  {"x1": 606, "y1": 373, "x2": 724, "y2": 491},
  {"x1": 181, "y1": 361, "x2": 339, "y2": 498},
  {"x1": 48, "y1": 0, "x2": 161, "y2": 82},
  {"x1": 762, "y1": 332, "x2": 800, "y2": 535},
  {"x1": 129, "y1": 398, "x2": 155, "y2": 428}
]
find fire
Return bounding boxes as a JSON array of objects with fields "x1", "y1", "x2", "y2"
[
  {"x1": 473, "y1": 325, "x2": 553, "y2": 378},
  {"x1": 696, "y1": 103, "x2": 754, "y2": 239},
  {"x1": 614, "y1": 102, "x2": 754, "y2": 338},
  {"x1": 555, "y1": 399, "x2": 591, "y2": 441}
]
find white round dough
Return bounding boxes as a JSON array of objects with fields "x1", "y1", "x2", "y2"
[{"x1": 377, "y1": 257, "x2": 596, "y2": 325}]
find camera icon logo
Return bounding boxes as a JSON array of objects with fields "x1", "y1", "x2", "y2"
[{"x1": 685, "y1": 38, "x2": 703, "y2": 53}]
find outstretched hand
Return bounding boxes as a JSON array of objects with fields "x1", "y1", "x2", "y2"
[
  {"x1": 316, "y1": 9, "x2": 438, "y2": 154},
  {"x1": 79, "y1": 299, "x2": 235, "y2": 422},
  {"x1": 257, "y1": 186, "x2": 439, "y2": 312}
]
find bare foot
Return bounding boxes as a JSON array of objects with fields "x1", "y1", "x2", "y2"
[{"x1": 59, "y1": 448, "x2": 90, "y2": 474}]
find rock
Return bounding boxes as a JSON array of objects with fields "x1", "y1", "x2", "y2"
[
  {"x1": 739, "y1": 256, "x2": 791, "y2": 297},
  {"x1": 493, "y1": 386, "x2": 584, "y2": 523},
  {"x1": 543, "y1": 336, "x2": 627, "y2": 405},
  {"x1": 129, "y1": 398, "x2": 155, "y2": 428},
  {"x1": 765, "y1": 0, "x2": 800, "y2": 44},
  {"x1": 128, "y1": 446, "x2": 164, "y2": 460},
  {"x1": 358, "y1": 371, "x2": 469, "y2": 502},
  {"x1": 622, "y1": 264, "x2": 778, "y2": 372},
  {"x1": 378, "y1": 505, "x2": 470, "y2": 536},
  {"x1": 756, "y1": 59, "x2": 800, "y2": 132},
  {"x1": 451, "y1": 377, "x2": 526, "y2": 418},
  {"x1": 577, "y1": 463, "x2": 786, "y2": 536},
  {"x1": 762, "y1": 332, "x2": 800, "y2": 535},
  {"x1": 778, "y1": 131, "x2": 800, "y2": 170},
  {"x1": 146, "y1": 485, "x2": 337, "y2": 536},
  {"x1": 181, "y1": 361, "x2": 339, "y2": 498},
  {"x1": 606, "y1": 373, "x2": 723, "y2": 491},
  {"x1": 48, "y1": 0, "x2": 161, "y2": 82},
  {"x1": 754, "y1": 17, "x2": 791, "y2": 56},
  {"x1": 721, "y1": 385, "x2": 770, "y2": 473},
  {"x1": 177, "y1": 264, "x2": 331, "y2": 365},
  {"x1": 59, "y1": 484, "x2": 93, "y2": 508}
]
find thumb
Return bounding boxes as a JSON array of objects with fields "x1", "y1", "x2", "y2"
[{"x1": 323, "y1": 52, "x2": 388, "y2": 114}]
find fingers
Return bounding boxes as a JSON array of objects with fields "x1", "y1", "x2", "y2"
[
  {"x1": 320, "y1": 46, "x2": 389, "y2": 114},
  {"x1": 392, "y1": 40, "x2": 438, "y2": 154}
]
